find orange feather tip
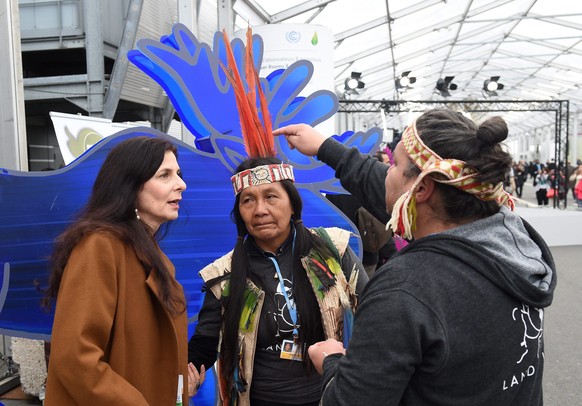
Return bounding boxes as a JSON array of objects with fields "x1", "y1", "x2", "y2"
[{"x1": 220, "y1": 27, "x2": 276, "y2": 159}]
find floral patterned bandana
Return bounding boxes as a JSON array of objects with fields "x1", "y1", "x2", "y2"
[{"x1": 388, "y1": 120, "x2": 515, "y2": 239}]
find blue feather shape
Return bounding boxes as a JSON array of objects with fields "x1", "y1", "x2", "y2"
[{"x1": 343, "y1": 308, "x2": 354, "y2": 348}]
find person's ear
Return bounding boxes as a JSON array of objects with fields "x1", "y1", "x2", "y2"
[{"x1": 414, "y1": 176, "x2": 436, "y2": 203}]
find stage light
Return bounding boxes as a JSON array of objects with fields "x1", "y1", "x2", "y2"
[
  {"x1": 436, "y1": 76, "x2": 457, "y2": 97},
  {"x1": 344, "y1": 72, "x2": 365, "y2": 95},
  {"x1": 395, "y1": 71, "x2": 416, "y2": 91},
  {"x1": 483, "y1": 76, "x2": 504, "y2": 96}
]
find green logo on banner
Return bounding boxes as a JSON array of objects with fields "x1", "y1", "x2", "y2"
[{"x1": 311, "y1": 32, "x2": 318, "y2": 46}]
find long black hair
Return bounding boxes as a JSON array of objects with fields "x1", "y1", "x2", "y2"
[
  {"x1": 221, "y1": 156, "x2": 333, "y2": 388},
  {"x1": 405, "y1": 109, "x2": 513, "y2": 222},
  {"x1": 43, "y1": 135, "x2": 186, "y2": 315}
]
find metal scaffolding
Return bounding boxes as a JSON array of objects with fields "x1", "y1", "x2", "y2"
[{"x1": 338, "y1": 99, "x2": 570, "y2": 208}]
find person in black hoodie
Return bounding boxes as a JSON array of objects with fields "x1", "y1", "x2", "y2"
[{"x1": 274, "y1": 108, "x2": 556, "y2": 406}]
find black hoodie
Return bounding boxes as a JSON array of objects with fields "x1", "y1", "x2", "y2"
[{"x1": 316, "y1": 138, "x2": 556, "y2": 405}]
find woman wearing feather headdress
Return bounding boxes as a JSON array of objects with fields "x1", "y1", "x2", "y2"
[{"x1": 186, "y1": 29, "x2": 367, "y2": 405}]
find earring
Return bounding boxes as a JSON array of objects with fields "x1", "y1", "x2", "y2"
[{"x1": 135, "y1": 208, "x2": 140, "y2": 221}]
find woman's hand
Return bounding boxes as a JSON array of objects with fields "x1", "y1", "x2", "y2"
[
  {"x1": 308, "y1": 338, "x2": 346, "y2": 374},
  {"x1": 187, "y1": 362, "x2": 206, "y2": 397}
]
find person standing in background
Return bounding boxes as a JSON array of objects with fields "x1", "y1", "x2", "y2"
[
  {"x1": 508, "y1": 164, "x2": 516, "y2": 195},
  {"x1": 535, "y1": 168, "x2": 550, "y2": 207},
  {"x1": 532, "y1": 159, "x2": 543, "y2": 186},
  {"x1": 327, "y1": 150, "x2": 394, "y2": 278},
  {"x1": 569, "y1": 164, "x2": 582, "y2": 208},
  {"x1": 375, "y1": 150, "x2": 391, "y2": 164},
  {"x1": 515, "y1": 161, "x2": 527, "y2": 198}
]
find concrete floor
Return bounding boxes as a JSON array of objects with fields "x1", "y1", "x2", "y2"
[{"x1": 543, "y1": 245, "x2": 582, "y2": 405}]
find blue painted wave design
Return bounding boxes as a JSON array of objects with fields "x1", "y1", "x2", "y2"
[{"x1": 0, "y1": 24, "x2": 381, "y2": 405}]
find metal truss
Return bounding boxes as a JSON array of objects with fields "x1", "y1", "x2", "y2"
[{"x1": 339, "y1": 99, "x2": 570, "y2": 208}]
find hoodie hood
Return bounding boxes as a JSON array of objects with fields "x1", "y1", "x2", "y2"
[{"x1": 413, "y1": 206, "x2": 556, "y2": 308}]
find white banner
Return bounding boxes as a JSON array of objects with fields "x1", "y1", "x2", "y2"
[
  {"x1": 236, "y1": 24, "x2": 336, "y2": 135},
  {"x1": 50, "y1": 112, "x2": 150, "y2": 165}
]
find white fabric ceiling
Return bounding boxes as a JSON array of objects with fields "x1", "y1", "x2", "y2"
[{"x1": 232, "y1": 0, "x2": 582, "y2": 141}]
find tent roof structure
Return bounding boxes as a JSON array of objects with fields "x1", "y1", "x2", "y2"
[{"x1": 232, "y1": 0, "x2": 582, "y2": 140}]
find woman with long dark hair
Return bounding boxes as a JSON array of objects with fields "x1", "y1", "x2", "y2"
[
  {"x1": 188, "y1": 155, "x2": 367, "y2": 405},
  {"x1": 185, "y1": 28, "x2": 367, "y2": 406},
  {"x1": 43, "y1": 135, "x2": 202, "y2": 405}
]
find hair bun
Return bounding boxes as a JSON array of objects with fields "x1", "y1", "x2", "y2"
[{"x1": 476, "y1": 116, "x2": 508, "y2": 146}]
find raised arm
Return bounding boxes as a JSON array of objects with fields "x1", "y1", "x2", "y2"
[{"x1": 274, "y1": 124, "x2": 390, "y2": 223}]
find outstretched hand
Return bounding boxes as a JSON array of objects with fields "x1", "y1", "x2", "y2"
[
  {"x1": 187, "y1": 362, "x2": 206, "y2": 397},
  {"x1": 273, "y1": 124, "x2": 328, "y2": 157}
]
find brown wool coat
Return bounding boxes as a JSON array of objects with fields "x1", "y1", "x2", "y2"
[{"x1": 44, "y1": 232, "x2": 189, "y2": 405}]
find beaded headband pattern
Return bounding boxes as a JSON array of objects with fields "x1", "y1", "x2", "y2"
[
  {"x1": 388, "y1": 120, "x2": 515, "y2": 239},
  {"x1": 231, "y1": 164, "x2": 295, "y2": 195}
]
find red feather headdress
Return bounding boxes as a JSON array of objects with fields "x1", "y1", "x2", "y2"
[{"x1": 221, "y1": 28, "x2": 294, "y2": 195}]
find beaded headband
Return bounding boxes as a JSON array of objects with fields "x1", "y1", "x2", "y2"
[
  {"x1": 231, "y1": 163, "x2": 295, "y2": 195},
  {"x1": 388, "y1": 120, "x2": 515, "y2": 239}
]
